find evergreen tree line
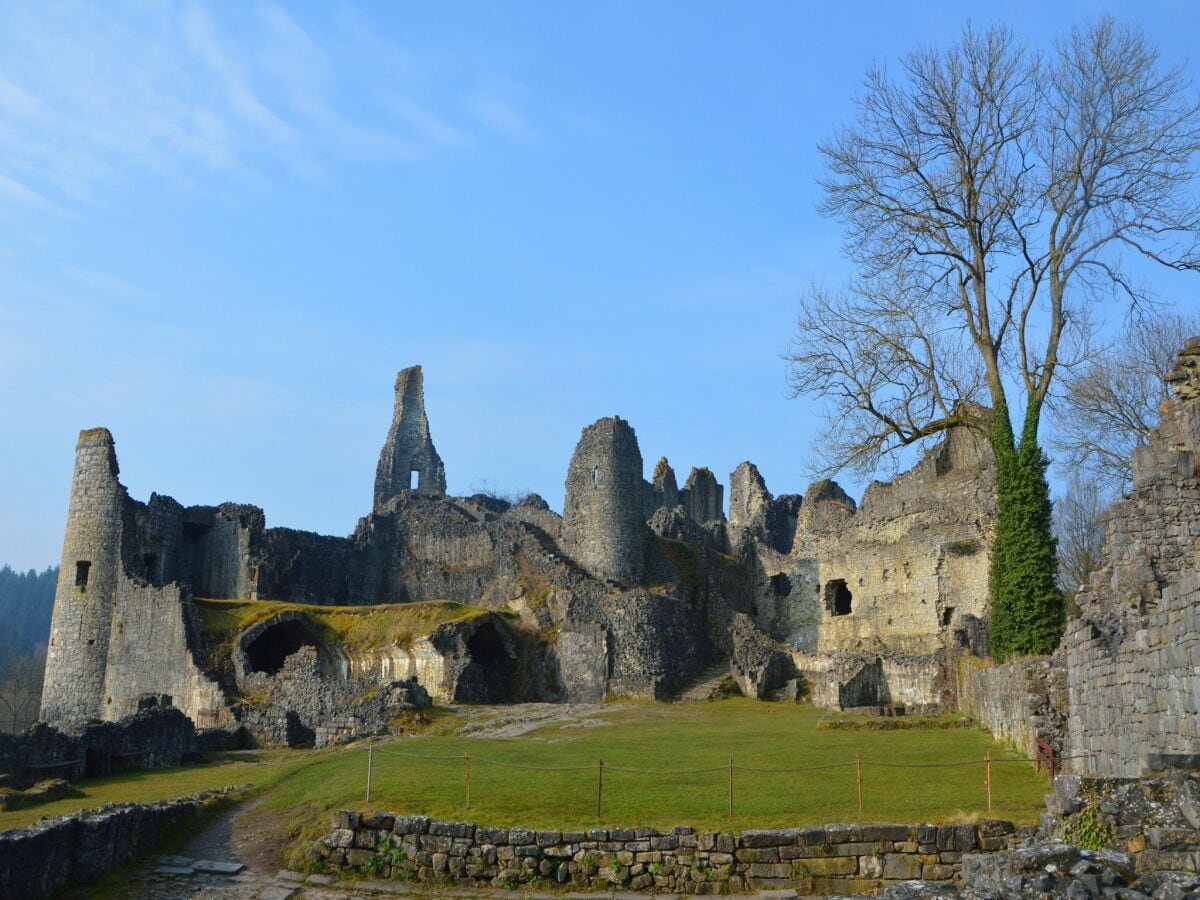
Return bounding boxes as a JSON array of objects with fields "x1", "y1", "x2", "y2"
[{"x1": 0, "y1": 564, "x2": 57, "y2": 669}]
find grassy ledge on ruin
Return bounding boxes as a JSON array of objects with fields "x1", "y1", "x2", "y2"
[{"x1": 192, "y1": 596, "x2": 494, "y2": 661}]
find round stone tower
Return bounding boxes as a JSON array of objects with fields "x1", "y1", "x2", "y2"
[
  {"x1": 562, "y1": 416, "x2": 645, "y2": 586},
  {"x1": 40, "y1": 428, "x2": 123, "y2": 726}
]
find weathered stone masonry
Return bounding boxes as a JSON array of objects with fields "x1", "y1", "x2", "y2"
[
  {"x1": 315, "y1": 811, "x2": 1018, "y2": 895},
  {"x1": 1062, "y1": 338, "x2": 1200, "y2": 777},
  {"x1": 40, "y1": 362, "x2": 1003, "y2": 740}
]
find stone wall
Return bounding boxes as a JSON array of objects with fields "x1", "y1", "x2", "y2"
[
  {"x1": 956, "y1": 653, "x2": 1067, "y2": 760},
  {"x1": 0, "y1": 787, "x2": 239, "y2": 899},
  {"x1": 314, "y1": 811, "x2": 1017, "y2": 895},
  {"x1": 0, "y1": 704, "x2": 197, "y2": 789},
  {"x1": 1063, "y1": 339, "x2": 1200, "y2": 777},
  {"x1": 236, "y1": 646, "x2": 430, "y2": 748}
]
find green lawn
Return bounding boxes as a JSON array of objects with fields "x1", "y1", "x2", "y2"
[
  {"x1": 2, "y1": 700, "x2": 1050, "y2": 847},
  {"x1": 261, "y1": 699, "x2": 1047, "y2": 841},
  {"x1": 0, "y1": 750, "x2": 310, "y2": 830}
]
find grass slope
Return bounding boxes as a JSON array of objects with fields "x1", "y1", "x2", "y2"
[
  {"x1": 1, "y1": 700, "x2": 1049, "y2": 854},
  {"x1": 259, "y1": 699, "x2": 1048, "y2": 860}
]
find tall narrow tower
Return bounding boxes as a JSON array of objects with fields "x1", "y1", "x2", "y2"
[
  {"x1": 562, "y1": 416, "x2": 645, "y2": 585},
  {"x1": 40, "y1": 428, "x2": 124, "y2": 726},
  {"x1": 373, "y1": 366, "x2": 447, "y2": 511}
]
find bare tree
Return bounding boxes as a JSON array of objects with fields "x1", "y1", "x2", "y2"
[
  {"x1": 0, "y1": 652, "x2": 44, "y2": 734},
  {"x1": 1053, "y1": 474, "x2": 1108, "y2": 605},
  {"x1": 1051, "y1": 311, "x2": 1200, "y2": 492},
  {"x1": 787, "y1": 18, "x2": 1200, "y2": 659}
]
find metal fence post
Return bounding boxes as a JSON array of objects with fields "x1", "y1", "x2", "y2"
[
  {"x1": 728, "y1": 757, "x2": 734, "y2": 818},
  {"x1": 856, "y1": 753, "x2": 862, "y2": 815},
  {"x1": 597, "y1": 759, "x2": 604, "y2": 820},
  {"x1": 465, "y1": 750, "x2": 471, "y2": 809},
  {"x1": 366, "y1": 745, "x2": 373, "y2": 804}
]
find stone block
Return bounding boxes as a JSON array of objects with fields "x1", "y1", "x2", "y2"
[
  {"x1": 882, "y1": 853, "x2": 922, "y2": 879},
  {"x1": 740, "y1": 828, "x2": 799, "y2": 848},
  {"x1": 860, "y1": 823, "x2": 910, "y2": 842},
  {"x1": 392, "y1": 815, "x2": 429, "y2": 835},
  {"x1": 795, "y1": 855, "x2": 858, "y2": 876}
]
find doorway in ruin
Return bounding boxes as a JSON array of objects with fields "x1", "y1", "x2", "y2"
[
  {"x1": 824, "y1": 579, "x2": 852, "y2": 616},
  {"x1": 453, "y1": 620, "x2": 516, "y2": 703},
  {"x1": 242, "y1": 617, "x2": 319, "y2": 676}
]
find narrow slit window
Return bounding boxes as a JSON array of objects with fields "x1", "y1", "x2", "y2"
[
  {"x1": 410, "y1": 469, "x2": 420, "y2": 490},
  {"x1": 592, "y1": 466, "x2": 599, "y2": 486},
  {"x1": 75, "y1": 560, "x2": 91, "y2": 589},
  {"x1": 143, "y1": 553, "x2": 160, "y2": 585}
]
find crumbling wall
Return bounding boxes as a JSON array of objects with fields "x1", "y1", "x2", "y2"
[
  {"x1": 778, "y1": 426, "x2": 995, "y2": 659},
  {"x1": 236, "y1": 646, "x2": 430, "y2": 748},
  {"x1": 957, "y1": 653, "x2": 1067, "y2": 760},
  {"x1": 373, "y1": 365, "x2": 447, "y2": 510},
  {"x1": 680, "y1": 466, "x2": 725, "y2": 524},
  {"x1": 1064, "y1": 338, "x2": 1200, "y2": 777},
  {"x1": 561, "y1": 416, "x2": 646, "y2": 586}
]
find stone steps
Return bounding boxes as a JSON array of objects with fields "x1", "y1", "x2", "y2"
[{"x1": 676, "y1": 658, "x2": 734, "y2": 702}]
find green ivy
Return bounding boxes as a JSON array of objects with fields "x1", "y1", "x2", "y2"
[
  {"x1": 988, "y1": 399, "x2": 1065, "y2": 661},
  {"x1": 1061, "y1": 804, "x2": 1116, "y2": 851}
]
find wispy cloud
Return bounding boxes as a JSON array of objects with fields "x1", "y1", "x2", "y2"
[{"x1": 0, "y1": 1, "x2": 537, "y2": 210}]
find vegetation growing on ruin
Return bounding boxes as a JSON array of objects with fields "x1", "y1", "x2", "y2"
[
  {"x1": 656, "y1": 537, "x2": 703, "y2": 599},
  {"x1": 988, "y1": 403, "x2": 1065, "y2": 661},
  {"x1": 193, "y1": 597, "x2": 493, "y2": 661}
]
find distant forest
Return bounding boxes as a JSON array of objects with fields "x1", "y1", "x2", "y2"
[
  {"x1": 0, "y1": 565, "x2": 55, "y2": 732},
  {"x1": 0, "y1": 565, "x2": 56, "y2": 668}
]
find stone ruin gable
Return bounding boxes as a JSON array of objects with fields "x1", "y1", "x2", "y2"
[
  {"x1": 373, "y1": 365, "x2": 447, "y2": 512},
  {"x1": 642, "y1": 456, "x2": 680, "y2": 518},
  {"x1": 728, "y1": 460, "x2": 798, "y2": 554},
  {"x1": 41, "y1": 429, "x2": 230, "y2": 730},
  {"x1": 772, "y1": 424, "x2": 996, "y2": 660},
  {"x1": 1064, "y1": 337, "x2": 1200, "y2": 777},
  {"x1": 680, "y1": 465, "x2": 726, "y2": 524},
  {"x1": 561, "y1": 415, "x2": 647, "y2": 586}
]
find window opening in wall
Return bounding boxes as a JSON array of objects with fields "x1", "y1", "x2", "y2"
[
  {"x1": 143, "y1": 553, "x2": 160, "y2": 585},
  {"x1": 410, "y1": 469, "x2": 420, "y2": 490},
  {"x1": 940, "y1": 606, "x2": 955, "y2": 627},
  {"x1": 592, "y1": 466, "x2": 599, "y2": 486},
  {"x1": 770, "y1": 573, "x2": 792, "y2": 597},
  {"x1": 75, "y1": 561, "x2": 91, "y2": 589},
  {"x1": 825, "y1": 579, "x2": 852, "y2": 616}
]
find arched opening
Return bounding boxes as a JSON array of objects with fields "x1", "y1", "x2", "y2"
[
  {"x1": 825, "y1": 579, "x2": 852, "y2": 616},
  {"x1": 243, "y1": 618, "x2": 317, "y2": 675},
  {"x1": 454, "y1": 621, "x2": 514, "y2": 703}
]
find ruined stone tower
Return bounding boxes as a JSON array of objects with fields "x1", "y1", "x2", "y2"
[
  {"x1": 681, "y1": 467, "x2": 725, "y2": 523},
  {"x1": 373, "y1": 365, "x2": 447, "y2": 511},
  {"x1": 728, "y1": 461, "x2": 771, "y2": 530},
  {"x1": 562, "y1": 416, "x2": 645, "y2": 585},
  {"x1": 40, "y1": 428, "x2": 123, "y2": 725}
]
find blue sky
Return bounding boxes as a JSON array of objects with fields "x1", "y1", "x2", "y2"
[{"x1": 2, "y1": 1, "x2": 1199, "y2": 571}]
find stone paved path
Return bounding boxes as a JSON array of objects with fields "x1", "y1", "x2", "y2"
[{"x1": 115, "y1": 862, "x2": 811, "y2": 899}]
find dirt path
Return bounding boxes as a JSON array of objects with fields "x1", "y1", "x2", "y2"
[{"x1": 452, "y1": 702, "x2": 626, "y2": 738}]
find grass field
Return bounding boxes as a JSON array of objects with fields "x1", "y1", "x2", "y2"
[{"x1": 1, "y1": 700, "x2": 1050, "y2": 848}]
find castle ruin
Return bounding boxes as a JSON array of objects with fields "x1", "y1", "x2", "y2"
[{"x1": 39, "y1": 363, "x2": 1000, "y2": 746}]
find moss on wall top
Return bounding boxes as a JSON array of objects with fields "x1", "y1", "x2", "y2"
[{"x1": 192, "y1": 596, "x2": 492, "y2": 661}]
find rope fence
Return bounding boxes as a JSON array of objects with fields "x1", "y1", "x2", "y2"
[{"x1": 360, "y1": 744, "x2": 1091, "y2": 820}]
